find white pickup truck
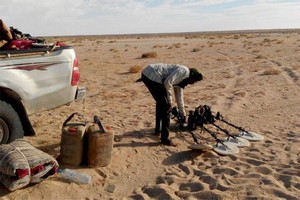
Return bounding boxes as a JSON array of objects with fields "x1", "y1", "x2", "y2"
[{"x1": 0, "y1": 44, "x2": 86, "y2": 144}]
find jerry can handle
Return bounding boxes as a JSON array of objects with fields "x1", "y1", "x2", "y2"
[
  {"x1": 93, "y1": 115, "x2": 106, "y2": 133},
  {"x1": 63, "y1": 112, "x2": 87, "y2": 127}
]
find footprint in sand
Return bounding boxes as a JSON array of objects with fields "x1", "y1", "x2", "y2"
[
  {"x1": 241, "y1": 157, "x2": 266, "y2": 166},
  {"x1": 212, "y1": 167, "x2": 240, "y2": 176},
  {"x1": 179, "y1": 182, "x2": 205, "y2": 192},
  {"x1": 175, "y1": 190, "x2": 222, "y2": 200}
]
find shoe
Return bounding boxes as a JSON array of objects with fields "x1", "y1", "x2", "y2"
[{"x1": 161, "y1": 139, "x2": 177, "y2": 147}]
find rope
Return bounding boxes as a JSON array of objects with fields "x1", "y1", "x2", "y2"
[{"x1": 10, "y1": 144, "x2": 31, "y2": 178}]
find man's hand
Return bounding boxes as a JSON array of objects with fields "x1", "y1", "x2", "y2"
[
  {"x1": 177, "y1": 114, "x2": 186, "y2": 125},
  {"x1": 167, "y1": 103, "x2": 172, "y2": 113},
  {"x1": 167, "y1": 102, "x2": 172, "y2": 108}
]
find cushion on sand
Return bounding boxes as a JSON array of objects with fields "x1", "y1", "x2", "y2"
[{"x1": 0, "y1": 139, "x2": 58, "y2": 191}]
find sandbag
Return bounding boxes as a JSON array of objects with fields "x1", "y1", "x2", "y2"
[{"x1": 0, "y1": 139, "x2": 58, "y2": 191}]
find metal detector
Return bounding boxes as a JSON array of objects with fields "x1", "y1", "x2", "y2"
[
  {"x1": 215, "y1": 112, "x2": 264, "y2": 141},
  {"x1": 172, "y1": 105, "x2": 263, "y2": 155}
]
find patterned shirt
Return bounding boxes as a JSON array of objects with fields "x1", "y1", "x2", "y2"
[{"x1": 142, "y1": 63, "x2": 190, "y2": 115}]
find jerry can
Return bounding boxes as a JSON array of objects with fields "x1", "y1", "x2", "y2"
[
  {"x1": 60, "y1": 113, "x2": 87, "y2": 166},
  {"x1": 87, "y1": 119, "x2": 114, "y2": 167}
]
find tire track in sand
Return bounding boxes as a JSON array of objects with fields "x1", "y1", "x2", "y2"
[{"x1": 215, "y1": 50, "x2": 245, "y2": 110}]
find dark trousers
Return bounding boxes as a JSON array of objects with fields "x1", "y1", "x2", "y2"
[{"x1": 142, "y1": 74, "x2": 170, "y2": 143}]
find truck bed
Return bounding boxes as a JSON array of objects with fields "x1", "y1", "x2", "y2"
[{"x1": 0, "y1": 46, "x2": 73, "y2": 58}]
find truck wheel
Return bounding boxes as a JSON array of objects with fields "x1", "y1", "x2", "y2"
[{"x1": 0, "y1": 100, "x2": 24, "y2": 144}]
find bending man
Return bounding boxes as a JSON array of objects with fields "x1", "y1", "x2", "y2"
[{"x1": 141, "y1": 63, "x2": 203, "y2": 146}]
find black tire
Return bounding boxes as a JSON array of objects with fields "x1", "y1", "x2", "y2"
[{"x1": 0, "y1": 100, "x2": 24, "y2": 144}]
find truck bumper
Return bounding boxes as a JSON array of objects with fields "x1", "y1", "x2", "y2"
[{"x1": 75, "y1": 86, "x2": 87, "y2": 101}]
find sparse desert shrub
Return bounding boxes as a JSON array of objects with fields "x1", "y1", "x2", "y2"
[
  {"x1": 185, "y1": 35, "x2": 197, "y2": 39},
  {"x1": 233, "y1": 35, "x2": 240, "y2": 39},
  {"x1": 255, "y1": 55, "x2": 264, "y2": 59},
  {"x1": 141, "y1": 52, "x2": 157, "y2": 58},
  {"x1": 261, "y1": 69, "x2": 281, "y2": 76},
  {"x1": 110, "y1": 48, "x2": 118, "y2": 52},
  {"x1": 153, "y1": 44, "x2": 163, "y2": 48},
  {"x1": 129, "y1": 65, "x2": 142, "y2": 73},
  {"x1": 217, "y1": 58, "x2": 226, "y2": 62},
  {"x1": 167, "y1": 43, "x2": 182, "y2": 49},
  {"x1": 192, "y1": 48, "x2": 201, "y2": 52},
  {"x1": 276, "y1": 40, "x2": 284, "y2": 44},
  {"x1": 263, "y1": 38, "x2": 271, "y2": 43}
]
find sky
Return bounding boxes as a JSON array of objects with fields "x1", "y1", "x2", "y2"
[{"x1": 1, "y1": 0, "x2": 300, "y2": 36}]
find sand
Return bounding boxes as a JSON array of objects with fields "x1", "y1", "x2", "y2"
[{"x1": 1, "y1": 30, "x2": 300, "y2": 200}]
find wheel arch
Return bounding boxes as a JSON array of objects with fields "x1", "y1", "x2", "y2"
[{"x1": 0, "y1": 87, "x2": 36, "y2": 136}]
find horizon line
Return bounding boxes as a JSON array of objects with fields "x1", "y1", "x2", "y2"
[{"x1": 41, "y1": 28, "x2": 300, "y2": 38}]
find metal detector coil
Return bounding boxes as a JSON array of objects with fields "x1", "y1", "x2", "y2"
[
  {"x1": 213, "y1": 142, "x2": 239, "y2": 156},
  {"x1": 239, "y1": 131, "x2": 264, "y2": 141}
]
